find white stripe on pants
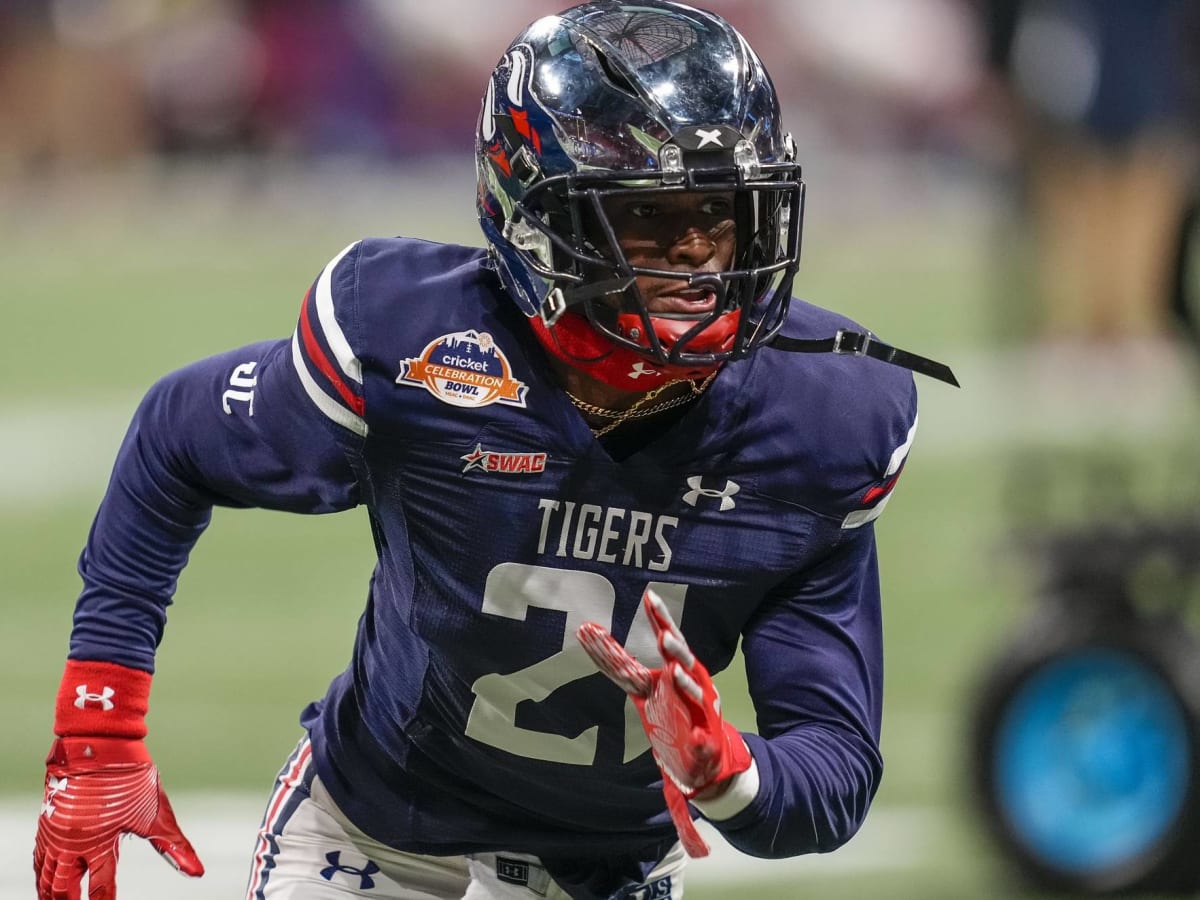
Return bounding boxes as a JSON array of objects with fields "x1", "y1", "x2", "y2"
[{"x1": 245, "y1": 735, "x2": 687, "y2": 899}]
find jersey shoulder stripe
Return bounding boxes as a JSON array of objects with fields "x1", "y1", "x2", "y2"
[
  {"x1": 299, "y1": 288, "x2": 364, "y2": 416},
  {"x1": 292, "y1": 241, "x2": 367, "y2": 435},
  {"x1": 842, "y1": 414, "x2": 917, "y2": 529},
  {"x1": 315, "y1": 241, "x2": 362, "y2": 384},
  {"x1": 291, "y1": 332, "x2": 367, "y2": 436}
]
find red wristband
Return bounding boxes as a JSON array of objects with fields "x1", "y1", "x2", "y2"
[{"x1": 54, "y1": 660, "x2": 152, "y2": 739}]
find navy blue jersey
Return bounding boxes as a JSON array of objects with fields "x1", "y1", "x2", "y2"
[{"x1": 69, "y1": 237, "x2": 917, "y2": 894}]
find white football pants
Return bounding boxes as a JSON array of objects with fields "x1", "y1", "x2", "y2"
[{"x1": 244, "y1": 735, "x2": 686, "y2": 899}]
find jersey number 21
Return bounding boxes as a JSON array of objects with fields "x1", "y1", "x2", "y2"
[{"x1": 464, "y1": 562, "x2": 686, "y2": 765}]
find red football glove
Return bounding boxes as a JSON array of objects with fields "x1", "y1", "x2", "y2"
[
  {"x1": 34, "y1": 737, "x2": 204, "y2": 899},
  {"x1": 35, "y1": 660, "x2": 203, "y2": 899},
  {"x1": 577, "y1": 588, "x2": 752, "y2": 858}
]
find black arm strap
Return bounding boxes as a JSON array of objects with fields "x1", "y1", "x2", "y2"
[{"x1": 769, "y1": 329, "x2": 960, "y2": 387}]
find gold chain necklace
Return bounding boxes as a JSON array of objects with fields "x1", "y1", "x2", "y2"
[{"x1": 566, "y1": 370, "x2": 718, "y2": 438}]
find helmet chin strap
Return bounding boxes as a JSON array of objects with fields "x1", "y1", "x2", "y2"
[
  {"x1": 769, "y1": 330, "x2": 960, "y2": 387},
  {"x1": 533, "y1": 272, "x2": 734, "y2": 390},
  {"x1": 530, "y1": 312, "x2": 960, "y2": 391},
  {"x1": 528, "y1": 312, "x2": 719, "y2": 392}
]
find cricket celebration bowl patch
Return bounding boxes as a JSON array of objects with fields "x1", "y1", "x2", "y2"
[{"x1": 397, "y1": 330, "x2": 528, "y2": 408}]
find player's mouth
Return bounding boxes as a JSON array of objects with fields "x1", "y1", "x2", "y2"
[{"x1": 648, "y1": 286, "x2": 718, "y2": 316}]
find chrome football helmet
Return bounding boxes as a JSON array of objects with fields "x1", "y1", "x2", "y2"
[{"x1": 476, "y1": 0, "x2": 805, "y2": 391}]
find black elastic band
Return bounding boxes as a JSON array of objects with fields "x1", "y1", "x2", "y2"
[{"x1": 770, "y1": 329, "x2": 960, "y2": 387}]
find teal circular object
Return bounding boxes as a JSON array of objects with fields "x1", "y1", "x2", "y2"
[{"x1": 994, "y1": 648, "x2": 1191, "y2": 873}]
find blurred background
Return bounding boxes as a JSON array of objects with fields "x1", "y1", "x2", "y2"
[{"x1": 4, "y1": 0, "x2": 1200, "y2": 897}]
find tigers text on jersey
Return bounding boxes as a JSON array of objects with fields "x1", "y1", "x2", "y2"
[{"x1": 69, "y1": 237, "x2": 918, "y2": 895}]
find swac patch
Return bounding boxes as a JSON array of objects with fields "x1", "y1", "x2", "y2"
[
  {"x1": 461, "y1": 443, "x2": 547, "y2": 475},
  {"x1": 397, "y1": 330, "x2": 528, "y2": 409}
]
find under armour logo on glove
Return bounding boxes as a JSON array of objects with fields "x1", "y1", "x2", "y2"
[
  {"x1": 41, "y1": 776, "x2": 68, "y2": 819},
  {"x1": 73, "y1": 684, "x2": 115, "y2": 711},
  {"x1": 682, "y1": 476, "x2": 739, "y2": 511},
  {"x1": 320, "y1": 851, "x2": 381, "y2": 890}
]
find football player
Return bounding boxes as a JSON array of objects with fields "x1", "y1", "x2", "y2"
[{"x1": 33, "y1": 2, "x2": 955, "y2": 898}]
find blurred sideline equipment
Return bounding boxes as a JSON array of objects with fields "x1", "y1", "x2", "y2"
[
  {"x1": 35, "y1": 2, "x2": 955, "y2": 898},
  {"x1": 970, "y1": 515, "x2": 1200, "y2": 893},
  {"x1": 969, "y1": 220, "x2": 1200, "y2": 891},
  {"x1": 982, "y1": 0, "x2": 1199, "y2": 342}
]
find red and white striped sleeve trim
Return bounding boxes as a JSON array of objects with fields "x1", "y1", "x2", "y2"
[
  {"x1": 314, "y1": 242, "x2": 362, "y2": 385},
  {"x1": 291, "y1": 242, "x2": 368, "y2": 436},
  {"x1": 842, "y1": 414, "x2": 918, "y2": 529}
]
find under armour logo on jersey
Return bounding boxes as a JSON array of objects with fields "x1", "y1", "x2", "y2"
[
  {"x1": 629, "y1": 362, "x2": 660, "y2": 379},
  {"x1": 74, "y1": 684, "x2": 115, "y2": 711},
  {"x1": 682, "y1": 476, "x2": 739, "y2": 510},
  {"x1": 320, "y1": 852, "x2": 380, "y2": 890}
]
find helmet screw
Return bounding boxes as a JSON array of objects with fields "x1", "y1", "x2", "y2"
[{"x1": 629, "y1": 327, "x2": 641, "y2": 340}]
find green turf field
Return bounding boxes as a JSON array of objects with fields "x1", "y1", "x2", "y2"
[{"x1": 4, "y1": 165, "x2": 1198, "y2": 899}]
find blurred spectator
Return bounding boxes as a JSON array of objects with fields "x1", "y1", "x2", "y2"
[
  {"x1": 0, "y1": 0, "x2": 994, "y2": 175},
  {"x1": 243, "y1": 0, "x2": 399, "y2": 158},
  {"x1": 769, "y1": 0, "x2": 984, "y2": 152},
  {"x1": 0, "y1": 0, "x2": 151, "y2": 176},
  {"x1": 980, "y1": 0, "x2": 1200, "y2": 343},
  {"x1": 139, "y1": 1, "x2": 262, "y2": 157}
]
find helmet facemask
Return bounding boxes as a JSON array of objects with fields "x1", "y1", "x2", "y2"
[{"x1": 502, "y1": 138, "x2": 805, "y2": 372}]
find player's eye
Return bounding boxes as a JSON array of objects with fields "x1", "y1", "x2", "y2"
[
  {"x1": 701, "y1": 197, "x2": 732, "y2": 217},
  {"x1": 627, "y1": 202, "x2": 659, "y2": 219}
]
